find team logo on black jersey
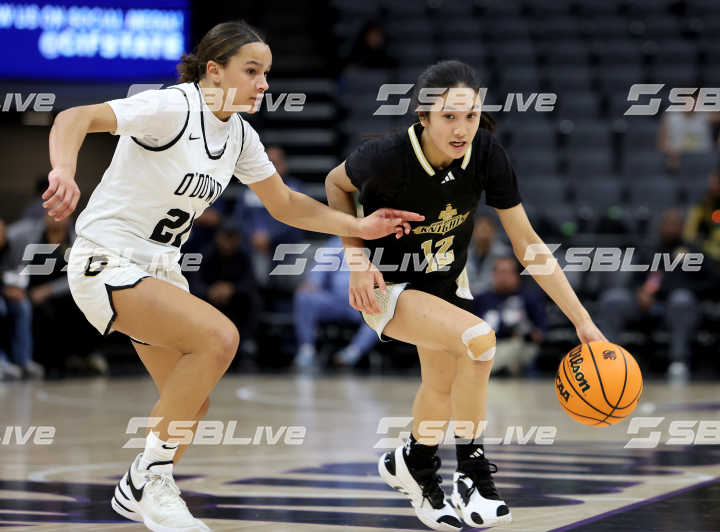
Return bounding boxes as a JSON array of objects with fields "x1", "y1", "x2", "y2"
[{"x1": 412, "y1": 204, "x2": 470, "y2": 235}]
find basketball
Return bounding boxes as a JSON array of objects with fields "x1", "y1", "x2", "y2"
[{"x1": 555, "y1": 341, "x2": 643, "y2": 426}]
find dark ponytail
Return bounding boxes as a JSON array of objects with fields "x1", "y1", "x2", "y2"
[
  {"x1": 411, "y1": 59, "x2": 495, "y2": 132},
  {"x1": 177, "y1": 20, "x2": 265, "y2": 83}
]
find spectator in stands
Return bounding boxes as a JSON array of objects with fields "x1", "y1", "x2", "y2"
[
  {"x1": 345, "y1": 19, "x2": 396, "y2": 70},
  {"x1": 189, "y1": 223, "x2": 261, "y2": 359},
  {"x1": 657, "y1": 90, "x2": 720, "y2": 172},
  {"x1": 596, "y1": 208, "x2": 715, "y2": 380},
  {"x1": 0, "y1": 219, "x2": 23, "y2": 380},
  {"x1": 231, "y1": 145, "x2": 306, "y2": 281},
  {"x1": 473, "y1": 257, "x2": 547, "y2": 376},
  {"x1": 466, "y1": 213, "x2": 512, "y2": 296},
  {"x1": 3, "y1": 214, "x2": 105, "y2": 378},
  {"x1": 293, "y1": 236, "x2": 378, "y2": 369},
  {"x1": 25, "y1": 214, "x2": 105, "y2": 376},
  {"x1": 684, "y1": 170, "x2": 720, "y2": 270}
]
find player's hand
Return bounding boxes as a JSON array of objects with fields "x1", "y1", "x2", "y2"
[
  {"x1": 348, "y1": 253, "x2": 385, "y2": 315},
  {"x1": 355, "y1": 208, "x2": 424, "y2": 240},
  {"x1": 43, "y1": 167, "x2": 80, "y2": 221},
  {"x1": 575, "y1": 319, "x2": 607, "y2": 344}
]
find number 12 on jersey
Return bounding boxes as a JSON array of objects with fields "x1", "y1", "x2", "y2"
[
  {"x1": 420, "y1": 236, "x2": 455, "y2": 273},
  {"x1": 150, "y1": 208, "x2": 195, "y2": 248}
]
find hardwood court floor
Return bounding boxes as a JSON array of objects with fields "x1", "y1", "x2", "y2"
[{"x1": 0, "y1": 374, "x2": 719, "y2": 531}]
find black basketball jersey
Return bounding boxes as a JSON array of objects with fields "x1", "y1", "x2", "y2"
[{"x1": 345, "y1": 122, "x2": 521, "y2": 300}]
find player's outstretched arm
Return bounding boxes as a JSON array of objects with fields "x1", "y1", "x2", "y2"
[
  {"x1": 496, "y1": 203, "x2": 607, "y2": 344},
  {"x1": 45, "y1": 103, "x2": 118, "y2": 221},
  {"x1": 249, "y1": 170, "x2": 423, "y2": 241}
]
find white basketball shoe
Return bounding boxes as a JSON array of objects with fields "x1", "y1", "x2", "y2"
[
  {"x1": 451, "y1": 450, "x2": 512, "y2": 527},
  {"x1": 111, "y1": 453, "x2": 211, "y2": 532}
]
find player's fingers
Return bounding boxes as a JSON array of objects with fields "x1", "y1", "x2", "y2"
[
  {"x1": 52, "y1": 186, "x2": 72, "y2": 218},
  {"x1": 41, "y1": 179, "x2": 58, "y2": 201},
  {"x1": 363, "y1": 285, "x2": 378, "y2": 314},
  {"x1": 353, "y1": 289, "x2": 367, "y2": 313},
  {"x1": 375, "y1": 272, "x2": 387, "y2": 296},
  {"x1": 387, "y1": 209, "x2": 424, "y2": 222},
  {"x1": 43, "y1": 186, "x2": 63, "y2": 210},
  {"x1": 46, "y1": 185, "x2": 66, "y2": 216},
  {"x1": 349, "y1": 291, "x2": 360, "y2": 311},
  {"x1": 363, "y1": 286, "x2": 380, "y2": 314},
  {"x1": 56, "y1": 193, "x2": 77, "y2": 220},
  {"x1": 395, "y1": 228, "x2": 403, "y2": 239},
  {"x1": 69, "y1": 188, "x2": 81, "y2": 211},
  {"x1": 403, "y1": 222, "x2": 411, "y2": 234}
]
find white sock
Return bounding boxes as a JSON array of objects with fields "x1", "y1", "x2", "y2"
[{"x1": 139, "y1": 431, "x2": 177, "y2": 474}]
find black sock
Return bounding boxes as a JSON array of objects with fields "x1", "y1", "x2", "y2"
[
  {"x1": 404, "y1": 433, "x2": 438, "y2": 469},
  {"x1": 455, "y1": 435, "x2": 485, "y2": 465}
]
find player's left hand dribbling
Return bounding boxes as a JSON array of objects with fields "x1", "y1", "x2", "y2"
[
  {"x1": 356, "y1": 208, "x2": 424, "y2": 240},
  {"x1": 43, "y1": 167, "x2": 81, "y2": 221}
]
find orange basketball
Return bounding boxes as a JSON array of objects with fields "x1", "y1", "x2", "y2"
[{"x1": 555, "y1": 341, "x2": 643, "y2": 426}]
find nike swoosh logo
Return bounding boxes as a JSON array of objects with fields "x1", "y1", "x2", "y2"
[
  {"x1": 189, "y1": 134, "x2": 200, "y2": 140},
  {"x1": 162, "y1": 444, "x2": 177, "y2": 450},
  {"x1": 127, "y1": 466, "x2": 144, "y2": 502}
]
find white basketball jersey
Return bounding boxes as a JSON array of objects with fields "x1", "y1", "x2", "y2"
[{"x1": 76, "y1": 83, "x2": 247, "y2": 267}]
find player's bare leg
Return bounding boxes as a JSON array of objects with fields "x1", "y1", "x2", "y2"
[
  {"x1": 382, "y1": 290, "x2": 511, "y2": 527},
  {"x1": 133, "y1": 342, "x2": 211, "y2": 464},
  {"x1": 413, "y1": 346, "x2": 456, "y2": 444},
  {"x1": 109, "y1": 277, "x2": 238, "y2": 531},
  {"x1": 111, "y1": 277, "x2": 238, "y2": 442}
]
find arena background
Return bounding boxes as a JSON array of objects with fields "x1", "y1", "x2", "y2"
[
  {"x1": 1, "y1": 2, "x2": 720, "y2": 532},
  {"x1": 0, "y1": 0, "x2": 719, "y2": 377}
]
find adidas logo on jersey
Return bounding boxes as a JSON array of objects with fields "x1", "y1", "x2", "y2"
[
  {"x1": 469, "y1": 448, "x2": 484, "y2": 459},
  {"x1": 441, "y1": 171, "x2": 455, "y2": 184}
]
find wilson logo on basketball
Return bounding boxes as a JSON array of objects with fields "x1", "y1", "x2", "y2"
[
  {"x1": 568, "y1": 348, "x2": 591, "y2": 393},
  {"x1": 602, "y1": 350, "x2": 617, "y2": 360}
]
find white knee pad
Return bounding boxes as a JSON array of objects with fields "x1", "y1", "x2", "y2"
[{"x1": 461, "y1": 322, "x2": 496, "y2": 361}]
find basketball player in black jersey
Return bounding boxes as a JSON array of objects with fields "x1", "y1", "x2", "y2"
[{"x1": 326, "y1": 60, "x2": 607, "y2": 530}]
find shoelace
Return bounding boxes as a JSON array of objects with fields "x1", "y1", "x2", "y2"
[
  {"x1": 459, "y1": 458, "x2": 501, "y2": 501},
  {"x1": 411, "y1": 456, "x2": 446, "y2": 510},
  {"x1": 146, "y1": 473, "x2": 187, "y2": 510}
]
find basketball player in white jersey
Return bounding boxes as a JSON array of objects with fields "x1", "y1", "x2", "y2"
[{"x1": 42, "y1": 21, "x2": 422, "y2": 532}]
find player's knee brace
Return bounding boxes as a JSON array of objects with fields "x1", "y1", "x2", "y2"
[{"x1": 461, "y1": 322, "x2": 496, "y2": 361}]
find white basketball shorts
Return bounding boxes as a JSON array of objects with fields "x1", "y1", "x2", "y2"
[{"x1": 67, "y1": 236, "x2": 189, "y2": 338}]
